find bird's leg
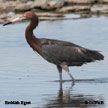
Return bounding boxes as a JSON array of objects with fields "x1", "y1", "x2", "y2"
[
  {"x1": 60, "y1": 64, "x2": 75, "y2": 84},
  {"x1": 57, "y1": 65, "x2": 62, "y2": 82}
]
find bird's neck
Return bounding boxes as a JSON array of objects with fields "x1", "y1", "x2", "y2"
[
  {"x1": 25, "y1": 18, "x2": 41, "y2": 55},
  {"x1": 25, "y1": 20, "x2": 37, "y2": 44},
  {"x1": 25, "y1": 18, "x2": 38, "y2": 39}
]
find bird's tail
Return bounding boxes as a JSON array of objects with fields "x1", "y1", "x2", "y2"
[{"x1": 86, "y1": 49, "x2": 104, "y2": 61}]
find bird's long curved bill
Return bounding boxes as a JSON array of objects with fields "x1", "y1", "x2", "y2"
[{"x1": 3, "y1": 16, "x2": 26, "y2": 26}]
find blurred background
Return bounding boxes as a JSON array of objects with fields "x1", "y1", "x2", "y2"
[{"x1": 1, "y1": 0, "x2": 108, "y2": 23}]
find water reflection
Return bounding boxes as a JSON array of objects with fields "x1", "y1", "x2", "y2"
[{"x1": 40, "y1": 82, "x2": 105, "y2": 108}]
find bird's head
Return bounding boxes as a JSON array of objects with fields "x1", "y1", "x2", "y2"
[{"x1": 3, "y1": 11, "x2": 37, "y2": 26}]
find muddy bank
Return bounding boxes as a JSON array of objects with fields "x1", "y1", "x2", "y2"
[{"x1": 1, "y1": 0, "x2": 108, "y2": 23}]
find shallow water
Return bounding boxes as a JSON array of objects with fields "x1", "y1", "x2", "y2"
[{"x1": 0, "y1": 15, "x2": 108, "y2": 108}]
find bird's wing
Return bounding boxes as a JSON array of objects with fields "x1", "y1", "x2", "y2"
[
  {"x1": 40, "y1": 39, "x2": 104, "y2": 66},
  {"x1": 41, "y1": 42, "x2": 90, "y2": 65},
  {"x1": 40, "y1": 38, "x2": 81, "y2": 47}
]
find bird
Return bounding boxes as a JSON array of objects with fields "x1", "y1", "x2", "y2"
[{"x1": 3, "y1": 11, "x2": 104, "y2": 84}]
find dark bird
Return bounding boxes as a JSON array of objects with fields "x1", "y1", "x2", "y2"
[{"x1": 3, "y1": 12, "x2": 104, "y2": 84}]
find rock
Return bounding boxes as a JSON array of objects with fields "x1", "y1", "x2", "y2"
[
  {"x1": 92, "y1": 9, "x2": 108, "y2": 16},
  {"x1": 57, "y1": 5, "x2": 91, "y2": 13},
  {"x1": 29, "y1": 0, "x2": 64, "y2": 10},
  {"x1": 0, "y1": 0, "x2": 6, "y2": 2},
  {"x1": 0, "y1": 3, "x2": 6, "y2": 13},
  {"x1": 37, "y1": 0, "x2": 64, "y2": 10},
  {"x1": 0, "y1": 13, "x2": 9, "y2": 23},
  {"x1": 36, "y1": 12, "x2": 64, "y2": 21},
  {"x1": 0, "y1": 1, "x2": 16, "y2": 13},
  {"x1": 15, "y1": 1, "x2": 34, "y2": 11},
  {"x1": 0, "y1": 12, "x2": 64, "y2": 24},
  {"x1": 16, "y1": 0, "x2": 30, "y2": 3},
  {"x1": 30, "y1": 0, "x2": 44, "y2": 9},
  {"x1": 64, "y1": 0, "x2": 94, "y2": 4},
  {"x1": 91, "y1": 4, "x2": 108, "y2": 16},
  {"x1": 15, "y1": 0, "x2": 64, "y2": 12},
  {"x1": 36, "y1": 12, "x2": 64, "y2": 17},
  {"x1": 0, "y1": 19, "x2": 4, "y2": 23},
  {"x1": 99, "y1": 0, "x2": 108, "y2": 3},
  {"x1": 0, "y1": 13, "x2": 7, "y2": 19}
]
